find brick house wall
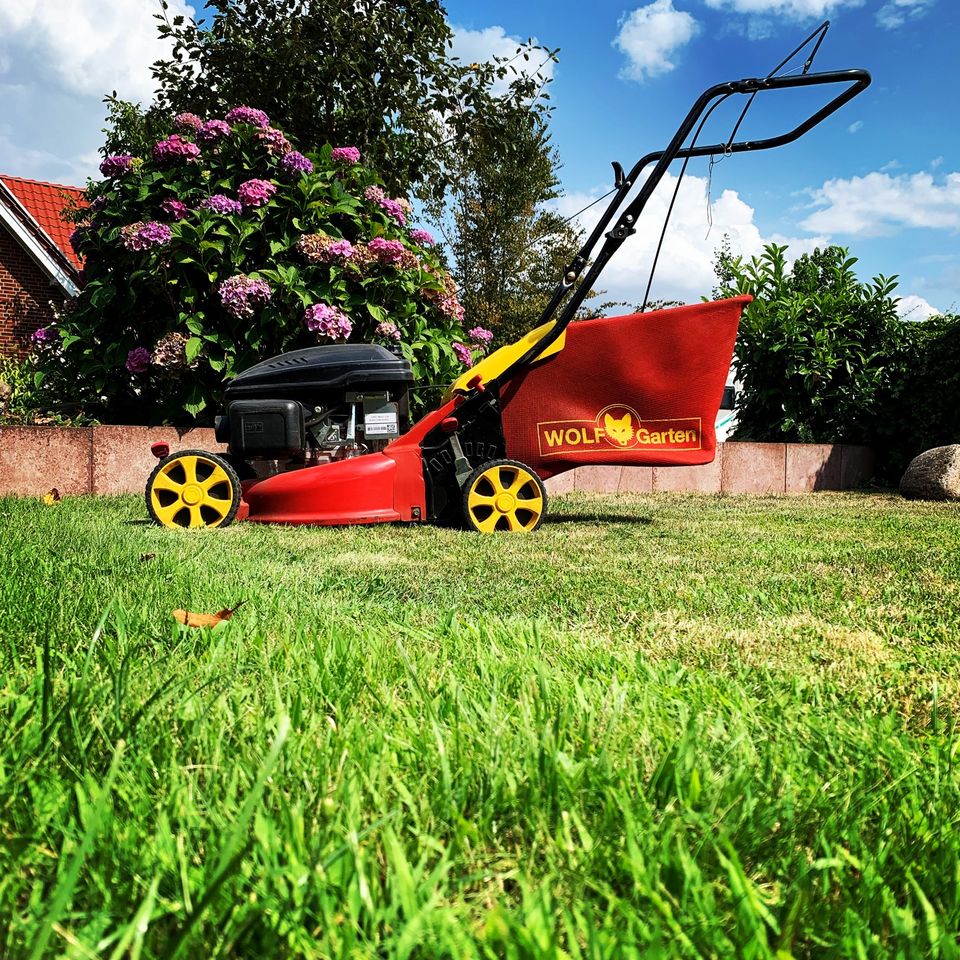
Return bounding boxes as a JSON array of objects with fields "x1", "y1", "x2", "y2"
[{"x1": 0, "y1": 224, "x2": 64, "y2": 357}]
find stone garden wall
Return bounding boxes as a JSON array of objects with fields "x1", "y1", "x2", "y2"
[{"x1": 0, "y1": 425, "x2": 875, "y2": 497}]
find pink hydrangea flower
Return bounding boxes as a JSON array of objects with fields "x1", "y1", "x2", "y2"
[
  {"x1": 237, "y1": 178, "x2": 276, "y2": 208},
  {"x1": 161, "y1": 198, "x2": 190, "y2": 220},
  {"x1": 99, "y1": 154, "x2": 135, "y2": 178},
  {"x1": 363, "y1": 185, "x2": 406, "y2": 224},
  {"x1": 296, "y1": 233, "x2": 354, "y2": 264},
  {"x1": 452, "y1": 342, "x2": 473, "y2": 366},
  {"x1": 468, "y1": 326, "x2": 494, "y2": 346},
  {"x1": 153, "y1": 135, "x2": 201, "y2": 164},
  {"x1": 30, "y1": 326, "x2": 54, "y2": 345},
  {"x1": 225, "y1": 106, "x2": 270, "y2": 128},
  {"x1": 367, "y1": 237, "x2": 406, "y2": 265},
  {"x1": 304, "y1": 303, "x2": 353, "y2": 340},
  {"x1": 121, "y1": 221, "x2": 173, "y2": 251},
  {"x1": 331, "y1": 146, "x2": 361, "y2": 165},
  {"x1": 218, "y1": 274, "x2": 272, "y2": 318},
  {"x1": 256, "y1": 126, "x2": 291, "y2": 156},
  {"x1": 196, "y1": 119, "x2": 231, "y2": 143},
  {"x1": 175, "y1": 113, "x2": 203, "y2": 131},
  {"x1": 409, "y1": 228, "x2": 435, "y2": 246},
  {"x1": 126, "y1": 347, "x2": 151, "y2": 373},
  {"x1": 375, "y1": 321, "x2": 401, "y2": 341}
]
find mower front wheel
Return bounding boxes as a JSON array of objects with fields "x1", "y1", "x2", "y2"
[
  {"x1": 462, "y1": 459, "x2": 547, "y2": 533},
  {"x1": 146, "y1": 449, "x2": 241, "y2": 529}
]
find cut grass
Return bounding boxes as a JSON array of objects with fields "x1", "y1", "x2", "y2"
[{"x1": 1, "y1": 491, "x2": 959, "y2": 957}]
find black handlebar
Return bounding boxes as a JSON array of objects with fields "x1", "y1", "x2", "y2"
[{"x1": 492, "y1": 65, "x2": 871, "y2": 389}]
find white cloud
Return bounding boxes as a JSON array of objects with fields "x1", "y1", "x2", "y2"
[
  {"x1": 704, "y1": 0, "x2": 864, "y2": 16},
  {"x1": 877, "y1": 0, "x2": 936, "y2": 29},
  {"x1": 0, "y1": 0, "x2": 195, "y2": 183},
  {"x1": 847, "y1": 120, "x2": 863, "y2": 134},
  {"x1": 614, "y1": 1, "x2": 700, "y2": 82},
  {"x1": 801, "y1": 171, "x2": 960, "y2": 236},
  {"x1": 450, "y1": 25, "x2": 555, "y2": 97},
  {"x1": 897, "y1": 294, "x2": 942, "y2": 321},
  {"x1": 553, "y1": 172, "x2": 826, "y2": 306},
  {"x1": 0, "y1": 0, "x2": 194, "y2": 104}
]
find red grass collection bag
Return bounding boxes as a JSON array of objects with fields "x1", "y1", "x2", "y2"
[{"x1": 500, "y1": 295, "x2": 751, "y2": 478}]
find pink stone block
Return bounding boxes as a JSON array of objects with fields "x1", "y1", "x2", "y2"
[
  {"x1": 785, "y1": 444, "x2": 842, "y2": 493},
  {"x1": 92, "y1": 425, "x2": 226, "y2": 495},
  {"x1": 840, "y1": 445, "x2": 875, "y2": 489},
  {"x1": 0, "y1": 426, "x2": 92, "y2": 496},
  {"x1": 573, "y1": 466, "x2": 622, "y2": 493},
  {"x1": 721, "y1": 442, "x2": 786, "y2": 494},
  {"x1": 544, "y1": 470, "x2": 575, "y2": 495},
  {"x1": 652, "y1": 454, "x2": 722, "y2": 493},
  {"x1": 618, "y1": 466, "x2": 654, "y2": 493}
]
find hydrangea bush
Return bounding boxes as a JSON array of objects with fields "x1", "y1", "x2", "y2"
[{"x1": 48, "y1": 108, "x2": 494, "y2": 422}]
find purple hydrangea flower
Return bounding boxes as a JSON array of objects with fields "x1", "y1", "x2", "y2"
[
  {"x1": 452, "y1": 342, "x2": 473, "y2": 366},
  {"x1": 225, "y1": 106, "x2": 270, "y2": 128},
  {"x1": 174, "y1": 112, "x2": 203, "y2": 131},
  {"x1": 99, "y1": 154, "x2": 135, "y2": 178},
  {"x1": 237, "y1": 178, "x2": 276, "y2": 208},
  {"x1": 468, "y1": 326, "x2": 494, "y2": 346},
  {"x1": 367, "y1": 236, "x2": 406, "y2": 265},
  {"x1": 409, "y1": 228, "x2": 435, "y2": 247},
  {"x1": 196, "y1": 119, "x2": 232, "y2": 144},
  {"x1": 279, "y1": 151, "x2": 314, "y2": 176},
  {"x1": 200, "y1": 194, "x2": 243, "y2": 216},
  {"x1": 88, "y1": 195, "x2": 108, "y2": 214},
  {"x1": 152, "y1": 135, "x2": 201, "y2": 164},
  {"x1": 125, "y1": 347, "x2": 151, "y2": 373},
  {"x1": 121, "y1": 221, "x2": 173, "y2": 251},
  {"x1": 30, "y1": 325, "x2": 54, "y2": 345},
  {"x1": 161, "y1": 198, "x2": 190, "y2": 220},
  {"x1": 375, "y1": 321, "x2": 401, "y2": 341},
  {"x1": 304, "y1": 303, "x2": 353, "y2": 340},
  {"x1": 331, "y1": 146, "x2": 361, "y2": 165},
  {"x1": 363, "y1": 185, "x2": 407, "y2": 224},
  {"x1": 218, "y1": 274, "x2": 273, "y2": 318}
]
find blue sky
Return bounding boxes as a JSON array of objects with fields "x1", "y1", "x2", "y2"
[{"x1": 0, "y1": 0, "x2": 955, "y2": 315}]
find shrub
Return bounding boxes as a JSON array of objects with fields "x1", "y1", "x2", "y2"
[
  {"x1": 47, "y1": 109, "x2": 491, "y2": 424},
  {"x1": 715, "y1": 243, "x2": 911, "y2": 445}
]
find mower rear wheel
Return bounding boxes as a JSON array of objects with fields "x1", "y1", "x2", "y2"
[
  {"x1": 462, "y1": 459, "x2": 546, "y2": 533},
  {"x1": 146, "y1": 449, "x2": 241, "y2": 529}
]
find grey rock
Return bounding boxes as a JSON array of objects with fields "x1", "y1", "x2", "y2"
[{"x1": 900, "y1": 445, "x2": 960, "y2": 501}]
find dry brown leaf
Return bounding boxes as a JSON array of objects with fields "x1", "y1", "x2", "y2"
[
  {"x1": 172, "y1": 600, "x2": 246, "y2": 628},
  {"x1": 139, "y1": 553, "x2": 156, "y2": 563},
  {"x1": 41, "y1": 488, "x2": 61, "y2": 505}
]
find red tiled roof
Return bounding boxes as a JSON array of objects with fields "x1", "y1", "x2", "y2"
[{"x1": 0, "y1": 174, "x2": 86, "y2": 270}]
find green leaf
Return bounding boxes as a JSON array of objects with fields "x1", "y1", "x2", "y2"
[{"x1": 185, "y1": 337, "x2": 203, "y2": 362}]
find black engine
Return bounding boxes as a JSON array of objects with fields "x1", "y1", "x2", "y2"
[{"x1": 214, "y1": 344, "x2": 414, "y2": 466}]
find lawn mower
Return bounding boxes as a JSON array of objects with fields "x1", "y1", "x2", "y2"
[{"x1": 146, "y1": 24, "x2": 870, "y2": 533}]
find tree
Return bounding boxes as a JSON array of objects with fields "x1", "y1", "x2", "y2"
[
  {"x1": 714, "y1": 243, "x2": 909, "y2": 444},
  {"x1": 427, "y1": 102, "x2": 585, "y2": 346},
  {"x1": 135, "y1": 0, "x2": 552, "y2": 204}
]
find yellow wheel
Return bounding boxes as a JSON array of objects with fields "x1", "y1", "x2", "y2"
[
  {"x1": 145, "y1": 449, "x2": 241, "y2": 529},
  {"x1": 462, "y1": 459, "x2": 546, "y2": 533}
]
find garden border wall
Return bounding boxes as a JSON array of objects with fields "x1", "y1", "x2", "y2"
[{"x1": 0, "y1": 425, "x2": 874, "y2": 497}]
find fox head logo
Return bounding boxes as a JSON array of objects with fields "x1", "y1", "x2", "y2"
[{"x1": 604, "y1": 411, "x2": 634, "y2": 446}]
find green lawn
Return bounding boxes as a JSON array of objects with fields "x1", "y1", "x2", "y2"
[{"x1": 2, "y1": 491, "x2": 960, "y2": 958}]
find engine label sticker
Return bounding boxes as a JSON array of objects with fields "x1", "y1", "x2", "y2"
[
  {"x1": 364, "y1": 410, "x2": 400, "y2": 437},
  {"x1": 536, "y1": 404, "x2": 702, "y2": 457}
]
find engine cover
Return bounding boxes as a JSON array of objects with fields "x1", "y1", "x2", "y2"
[{"x1": 224, "y1": 344, "x2": 413, "y2": 402}]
